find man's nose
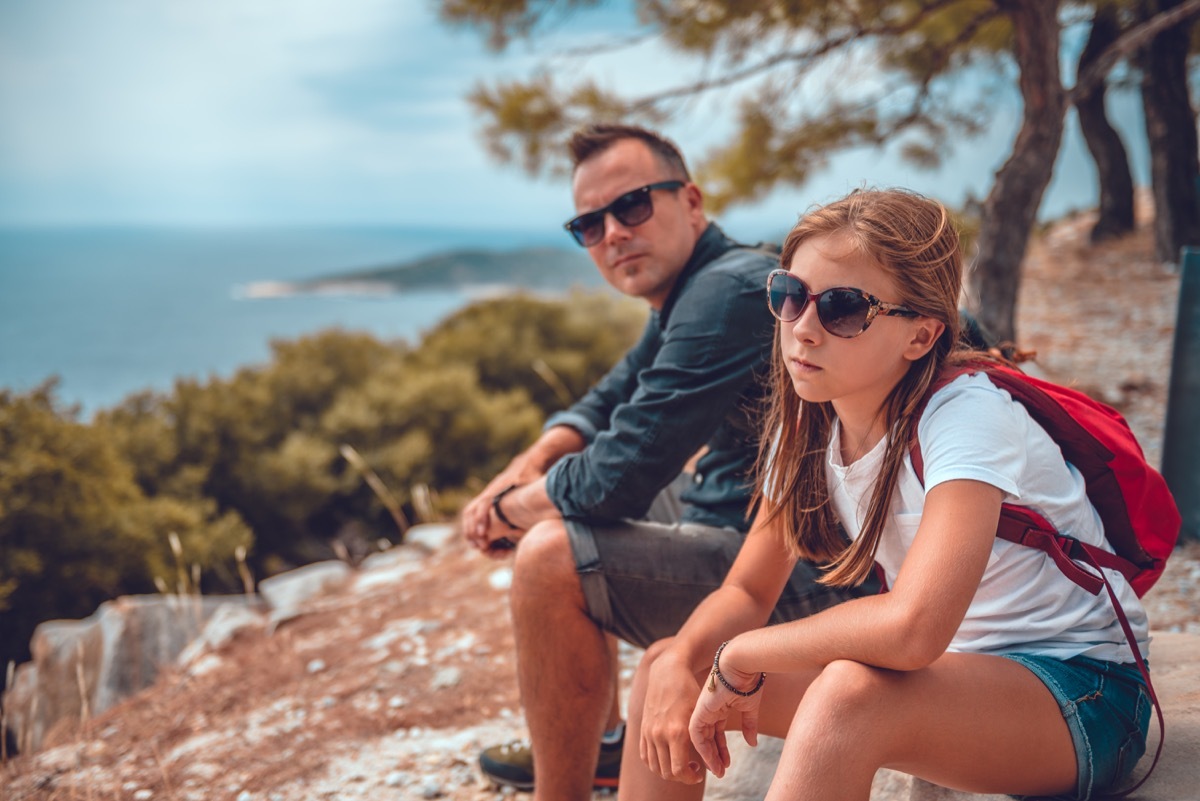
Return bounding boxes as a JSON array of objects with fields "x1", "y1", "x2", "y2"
[{"x1": 602, "y1": 212, "x2": 634, "y2": 244}]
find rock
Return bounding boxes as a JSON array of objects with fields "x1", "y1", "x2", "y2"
[
  {"x1": 3, "y1": 594, "x2": 260, "y2": 754},
  {"x1": 487, "y1": 567, "x2": 513, "y2": 591},
  {"x1": 177, "y1": 602, "x2": 267, "y2": 666},
  {"x1": 355, "y1": 546, "x2": 425, "y2": 591},
  {"x1": 258, "y1": 561, "x2": 351, "y2": 625},
  {"x1": 430, "y1": 667, "x2": 462, "y2": 691},
  {"x1": 702, "y1": 734, "x2": 781, "y2": 800},
  {"x1": 404, "y1": 523, "x2": 457, "y2": 552}
]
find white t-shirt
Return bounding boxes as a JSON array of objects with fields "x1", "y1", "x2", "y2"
[{"x1": 826, "y1": 372, "x2": 1149, "y2": 664}]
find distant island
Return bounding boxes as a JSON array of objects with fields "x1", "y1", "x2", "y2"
[{"x1": 237, "y1": 246, "x2": 601, "y2": 299}]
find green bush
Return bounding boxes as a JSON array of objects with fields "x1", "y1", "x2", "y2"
[{"x1": 0, "y1": 292, "x2": 644, "y2": 674}]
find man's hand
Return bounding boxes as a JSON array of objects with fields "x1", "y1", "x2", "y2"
[
  {"x1": 638, "y1": 651, "x2": 707, "y2": 785},
  {"x1": 461, "y1": 426, "x2": 586, "y2": 554},
  {"x1": 461, "y1": 456, "x2": 543, "y2": 554}
]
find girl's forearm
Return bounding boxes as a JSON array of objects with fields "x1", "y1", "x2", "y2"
[
  {"x1": 663, "y1": 583, "x2": 779, "y2": 674},
  {"x1": 718, "y1": 590, "x2": 940, "y2": 678}
]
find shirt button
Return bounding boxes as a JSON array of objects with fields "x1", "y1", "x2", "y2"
[{"x1": 693, "y1": 473, "x2": 703, "y2": 484}]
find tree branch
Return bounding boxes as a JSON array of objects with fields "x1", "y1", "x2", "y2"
[
  {"x1": 626, "y1": 0, "x2": 973, "y2": 111},
  {"x1": 1069, "y1": 0, "x2": 1200, "y2": 104}
]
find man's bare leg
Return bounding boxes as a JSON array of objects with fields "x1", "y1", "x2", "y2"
[
  {"x1": 511, "y1": 520, "x2": 615, "y2": 801},
  {"x1": 606, "y1": 632, "x2": 623, "y2": 731}
]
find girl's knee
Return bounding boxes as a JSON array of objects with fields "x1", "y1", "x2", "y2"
[
  {"x1": 641, "y1": 637, "x2": 675, "y2": 665},
  {"x1": 802, "y1": 660, "x2": 891, "y2": 723},
  {"x1": 629, "y1": 638, "x2": 675, "y2": 699}
]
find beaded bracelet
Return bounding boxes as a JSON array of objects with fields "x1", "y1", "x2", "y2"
[
  {"x1": 706, "y1": 640, "x2": 766, "y2": 697},
  {"x1": 490, "y1": 484, "x2": 522, "y2": 531}
]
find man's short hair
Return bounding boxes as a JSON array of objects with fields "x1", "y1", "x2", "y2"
[{"x1": 568, "y1": 123, "x2": 691, "y2": 181}]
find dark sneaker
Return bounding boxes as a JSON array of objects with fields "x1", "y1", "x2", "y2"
[{"x1": 479, "y1": 728, "x2": 623, "y2": 791}]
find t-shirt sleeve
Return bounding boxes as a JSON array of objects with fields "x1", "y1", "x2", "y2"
[{"x1": 916, "y1": 374, "x2": 1031, "y2": 501}]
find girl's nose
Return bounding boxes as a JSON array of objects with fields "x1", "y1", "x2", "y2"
[{"x1": 791, "y1": 299, "x2": 823, "y2": 343}]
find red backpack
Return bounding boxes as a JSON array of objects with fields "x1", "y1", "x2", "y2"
[{"x1": 911, "y1": 362, "x2": 1181, "y2": 793}]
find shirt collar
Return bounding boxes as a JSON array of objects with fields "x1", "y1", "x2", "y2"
[{"x1": 657, "y1": 222, "x2": 736, "y2": 327}]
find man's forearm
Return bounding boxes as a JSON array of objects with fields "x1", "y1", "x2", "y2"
[
  {"x1": 494, "y1": 476, "x2": 561, "y2": 532},
  {"x1": 523, "y1": 425, "x2": 587, "y2": 474}
]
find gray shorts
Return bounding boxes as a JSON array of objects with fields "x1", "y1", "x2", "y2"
[{"x1": 563, "y1": 478, "x2": 869, "y2": 649}]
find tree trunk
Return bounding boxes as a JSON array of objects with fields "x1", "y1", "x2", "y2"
[
  {"x1": 1077, "y1": 7, "x2": 1136, "y2": 243},
  {"x1": 973, "y1": 0, "x2": 1067, "y2": 345},
  {"x1": 1140, "y1": 0, "x2": 1200, "y2": 265}
]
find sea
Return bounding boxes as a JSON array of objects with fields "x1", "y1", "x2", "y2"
[{"x1": 0, "y1": 226, "x2": 567, "y2": 419}]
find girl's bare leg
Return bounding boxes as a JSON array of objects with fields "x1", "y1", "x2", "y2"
[
  {"x1": 618, "y1": 640, "x2": 818, "y2": 801},
  {"x1": 765, "y1": 653, "x2": 1076, "y2": 801}
]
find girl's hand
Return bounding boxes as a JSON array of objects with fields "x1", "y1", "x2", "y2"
[
  {"x1": 688, "y1": 668, "x2": 763, "y2": 779},
  {"x1": 639, "y1": 654, "x2": 707, "y2": 784}
]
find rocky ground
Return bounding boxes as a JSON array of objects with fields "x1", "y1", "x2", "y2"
[{"x1": 2, "y1": 205, "x2": 1197, "y2": 801}]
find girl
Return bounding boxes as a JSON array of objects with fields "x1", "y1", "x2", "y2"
[{"x1": 618, "y1": 189, "x2": 1151, "y2": 801}]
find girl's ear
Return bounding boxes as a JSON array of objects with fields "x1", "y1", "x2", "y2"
[{"x1": 903, "y1": 318, "x2": 945, "y2": 362}]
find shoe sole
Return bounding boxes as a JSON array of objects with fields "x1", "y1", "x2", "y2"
[{"x1": 482, "y1": 773, "x2": 535, "y2": 792}]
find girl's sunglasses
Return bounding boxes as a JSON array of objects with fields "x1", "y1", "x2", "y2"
[
  {"x1": 766, "y1": 269, "x2": 920, "y2": 338},
  {"x1": 563, "y1": 180, "x2": 685, "y2": 247}
]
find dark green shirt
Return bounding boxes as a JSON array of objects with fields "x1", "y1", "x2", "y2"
[{"x1": 544, "y1": 223, "x2": 777, "y2": 532}]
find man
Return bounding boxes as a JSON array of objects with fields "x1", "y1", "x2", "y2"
[{"x1": 461, "y1": 124, "x2": 861, "y2": 800}]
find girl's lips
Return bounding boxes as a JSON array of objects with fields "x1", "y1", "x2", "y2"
[{"x1": 790, "y1": 357, "x2": 821, "y2": 372}]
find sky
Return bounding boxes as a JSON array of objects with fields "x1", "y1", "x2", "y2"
[{"x1": 0, "y1": 1, "x2": 1153, "y2": 240}]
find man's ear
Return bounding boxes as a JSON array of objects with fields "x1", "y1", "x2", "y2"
[
  {"x1": 683, "y1": 182, "x2": 707, "y2": 231},
  {"x1": 903, "y1": 318, "x2": 945, "y2": 362}
]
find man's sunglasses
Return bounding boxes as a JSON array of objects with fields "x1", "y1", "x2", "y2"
[
  {"x1": 766, "y1": 269, "x2": 920, "y2": 338},
  {"x1": 563, "y1": 180, "x2": 685, "y2": 247}
]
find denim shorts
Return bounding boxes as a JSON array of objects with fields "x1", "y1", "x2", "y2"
[
  {"x1": 1001, "y1": 653, "x2": 1152, "y2": 801},
  {"x1": 562, "y1": 478, "x2": 869, "y2": 649}
]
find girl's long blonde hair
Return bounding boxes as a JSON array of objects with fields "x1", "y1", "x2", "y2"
[{"x1": 753, "y1": 188, "x2": 971, "y2": 587}]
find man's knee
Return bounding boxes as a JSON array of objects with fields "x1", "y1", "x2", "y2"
[{"x1": 511, "y1": 520, "x2": 581, "y2": 599}]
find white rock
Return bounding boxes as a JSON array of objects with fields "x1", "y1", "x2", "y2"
[
  {"x1": 133, "y1": 791, "x2": 152, "y2": 800},
  {"x1": 488, "y1": 567, "x2": 513, "y2": 591},
  {"x1": 307, "y1": 659, "x2": 326, "y2": 674},
  {"x1": 259, "y1": 561, "x2": 351, "y2": 625},
  {"x1": 404, "y1": 523, "x2": 457, "y2": 552},
  {"x1": 185, "y1": 653, "x2": 225, "y2": 678},
  {"x1": 177, "y1": 603, "x2": 266, "y2": 665},
  {"x1": 430, "y1": 667, "x2": 462, "y2": 690}
]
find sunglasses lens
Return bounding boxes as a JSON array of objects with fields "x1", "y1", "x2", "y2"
[
  {"x1": 610, "y1": 189, "x2": 655, "y2": 229},
  {"x1": 817, "y1": 289, "x2": 871, "y2": 337},
  {"x1": 569, "y1": 212, "x2": 606, "y2": 247},
  {"x1": 768, "y1": 273, "x2": 806, "y2": 322}
]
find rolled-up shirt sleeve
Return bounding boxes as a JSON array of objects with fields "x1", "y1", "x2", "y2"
[{"x1": 545, "y1": 262, "x2": 772, "y2": 522}]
